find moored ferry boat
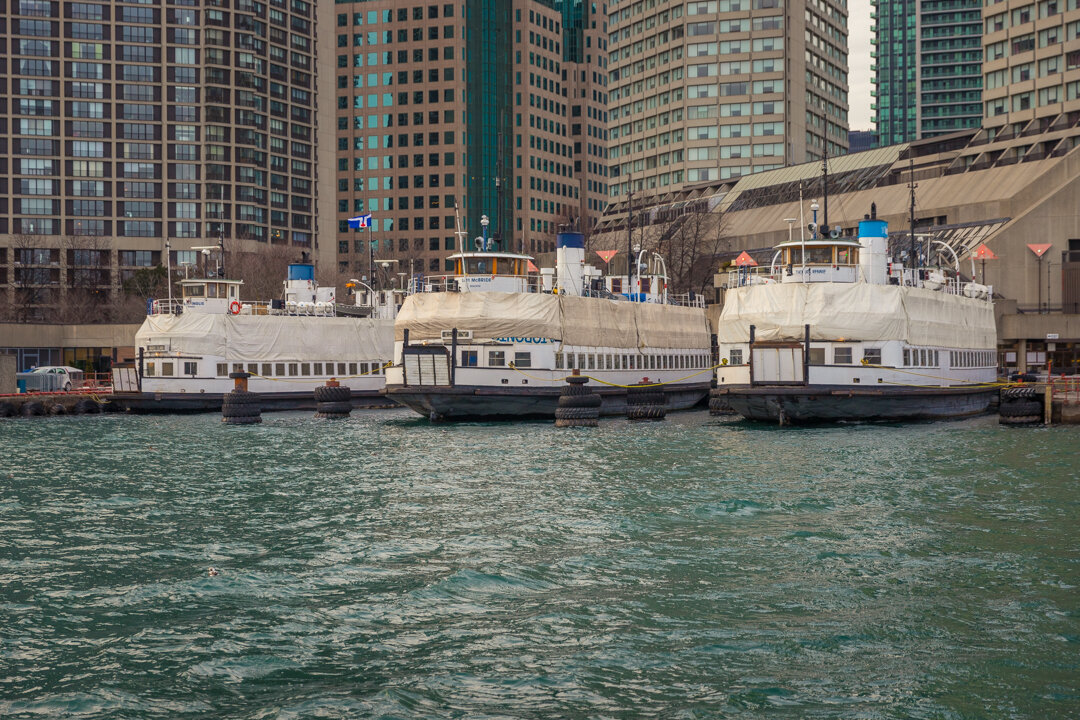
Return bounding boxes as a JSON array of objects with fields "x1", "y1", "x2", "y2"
[
  {"x1": 713, "y1": 213, "x2": 998, "y2": 424},
  {"x1": 112, "y1": 263, "x2": 399, "y2": 413},
  {"x1": 384, "y1": 230, "x2": 713, "y2": 420}
]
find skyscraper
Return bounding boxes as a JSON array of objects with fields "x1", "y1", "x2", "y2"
[
  {"x1": 606, "y1": 0, "x2": 850, "y2": 199},
  {"x1": 332, "y1": 0, "x2": 608, "y2": 278},
  {"x1": 871, "y1": 0, "x2": 982, "y2": 145},
  {"x1": 2, "y1": 0, "x2": 331, "y2": 320}
]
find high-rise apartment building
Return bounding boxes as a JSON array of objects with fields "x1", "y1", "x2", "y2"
[
  {"x1": 1, "y1": 0, "x2": 331, "y2": 320},
  {"x1": 332, "y1": 0, "x2": 608, "y2": 278},
  {"x1": 981, "y1": 0, "x2": 1080, "y2": 138},
  {"x1": 605, "y1": 0, "x2": 849, "y2": 199},
  {"x1": 871, "y1": 0, "x2": 982, "y2": 146}
]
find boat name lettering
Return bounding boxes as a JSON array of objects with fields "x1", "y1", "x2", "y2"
[{"x1": 495, "y1": 337, "x2": 551, "y2": 344}]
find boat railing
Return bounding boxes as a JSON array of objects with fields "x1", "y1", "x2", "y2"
[
  {"x1": 409, "y1": 274, "x2": 544, "y2": 294},
  {"x1": 149, "y1": 298, "x2": 184, "y2": 315},
  {"x1": 666, "y1": 292, "x2": 706, "y2": 308},
  {"x1": 147, "y1": 299, "x2": 338, "y2": 317},
  {"x1": 723, "y1": 266, "x2": 993, "y2": 301}
]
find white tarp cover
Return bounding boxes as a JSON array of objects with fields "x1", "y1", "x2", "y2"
[
  {"x1": 396, "y1": 292, "x2": 710, "y2": 349},
  {"x1": 136, "y1": 313, "x2": 393, "y2": 361},
  {"x1": 717, "y1": 283, "x2": 996, "y2": 349}
]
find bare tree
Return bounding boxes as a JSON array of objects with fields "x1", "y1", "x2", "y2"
[
  {"x1": 655, "y1": 204, "x2": 732, "y2": 297},
  {"x1": 7, "y1": 234, "x2": 56, "y2": 323},
  {"x1": 58, "y1": 234, "x2": 114, "y2": 324}
]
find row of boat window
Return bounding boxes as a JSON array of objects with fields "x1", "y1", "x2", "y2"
[
  {"x1": 460, "y1": 350, "x2": 532, "y2": 368},
  {"x1": 948, "y1": 350, "x2": 995, "y2": 368},
  {"x1": 141, "y1": 360, "x2": 386, "y2": 378},
  {"x1": 213, "y1": 362, "x2": 387, "y2": 378},
  {"x1": 555, "y1": 351, "x2": 710, "y2": 372}
]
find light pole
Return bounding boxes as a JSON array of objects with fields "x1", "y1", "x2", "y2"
[
  {"x1": 480, "y1": 214, "x2": 490, "y2": 251},
  {"x1": 810, "y1": 201, "x2": 819, "y2": 240}
]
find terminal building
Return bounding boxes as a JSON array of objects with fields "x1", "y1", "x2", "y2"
[{"x1": 591, "y1": 124, "x2": 1080, "y2": 375}]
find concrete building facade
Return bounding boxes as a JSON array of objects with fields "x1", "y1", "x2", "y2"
[
  {"x1": 332, "y1": 0, "x2": 609, "y2": 280},
  {"x1": 606, "y1": 0, "x2": 849, "y2": 202},
  {"x1": 0, "y1": 0, "x2": 335, "y2": 321}
]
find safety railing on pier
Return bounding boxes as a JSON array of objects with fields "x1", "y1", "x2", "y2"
[
  {"x1": 723, "y1": 265, "x2": 992, "y2": 300},
  {"x1": 1049, "y1": 376, "x2": 1080, "y2": 406}
]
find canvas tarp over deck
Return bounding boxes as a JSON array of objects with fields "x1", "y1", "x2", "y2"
[
  {"x1": 136, "y1": 313, "x2": 393, "y2": 361},
  {"x1": 395, "y1": 292, "x2": 711, "y2": 349},
  {"x1": 716, "y1": 283, "x2": 996, "y2": 349}
]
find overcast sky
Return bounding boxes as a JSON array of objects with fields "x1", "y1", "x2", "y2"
[{"x1": 848, "y1": 0, "x2": 874, "y2": 130}]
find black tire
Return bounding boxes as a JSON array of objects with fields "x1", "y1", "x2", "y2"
[
  {"x1": 627, "y1": 390, "x2": 665, "y2": 406},
  {"x1": 555, "y1": 405, "x2": 600, "y2": 421},
  {"x1": 63, "y1": 382, "x2": 72, "y2": 392},
  {"x1": 1001, "y1": 387, "x2": 1037, "y2": 400},
  {"x1": 21, "y1": 402, "x2": 45, "y2": 417},
  {"x1": 49, "y1": 404, "x2": 67, "y2": 415},
  {"x1": 0, "y1": 402, "x2": 15, "y2": 418},
  {"x1": 554, "y1": 417, "x2": 598, "y2": 427},
  {"x1": 315, "y1": 401, "x2": 352, "y2": 415},
  {"x1": 78, "y1": 400, "x2": 102, "y2": 414},
  {"x1": 628, "y1": 404, "x2": 666, "y2": 421},
  {"x1": 559, "y1": 383, "x2": 593, "y2": 397},
  {"x1": 708, "y1": 397, "x2": 734, "y2": 415},
  {"x1": 223, "y1": 390, "x2": 259, "y2": 405},
  {"x1": 999, "y1": 414, "x2": 1042, "y2": 425},
  {"x1": 999, "y1": 400, "x2": 1042, "y2": 418},
  {"x1": 222, "y1": 414, "x2": 262, "y2": 425},
  {"x1": 222, "y1": 405, "x2": 261, "y2": 419},
  {"x1": 557, "y1": 393, "x2": 601, "y2": 409},
  {"x1": 314, "y1": 385, "x2": 351, "y2": 403}
]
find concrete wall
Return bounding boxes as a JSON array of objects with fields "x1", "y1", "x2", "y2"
[
  {"x1": 0, "y1": 355, "x2": 15, "y2": 394},
  {"x1": 0, "y1": 324, "x2": 140, "y2": 351}
]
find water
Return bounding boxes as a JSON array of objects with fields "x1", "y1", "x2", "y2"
[{"x1": 1, "y1": 409, "x2": 1078, "y2": 719}]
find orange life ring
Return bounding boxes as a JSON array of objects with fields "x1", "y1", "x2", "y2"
[{"x1": 229, "y1": 301, "x2": 241, "y2": 315}]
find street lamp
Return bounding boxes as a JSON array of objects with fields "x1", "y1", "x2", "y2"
[{"x1": 480, "y1": 214, "x2": 490, "y2": 251}]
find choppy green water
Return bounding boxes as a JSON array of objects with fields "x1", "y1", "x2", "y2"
[{"x1": 1, "y1": 409, "x2": 1078, "y2": 719}]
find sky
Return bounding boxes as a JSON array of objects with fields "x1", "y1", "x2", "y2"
[{"x1": 848, "y1": 0, "x2": 874, "y2": 130}]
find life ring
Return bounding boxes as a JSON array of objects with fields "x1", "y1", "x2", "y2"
[{"x1": 229, "y1": 301, "x2": 241, "y2": 315}]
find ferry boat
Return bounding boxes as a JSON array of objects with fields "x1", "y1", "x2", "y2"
[
  {"x1": 111, "y1": 263, "x2": 400, "y2": 413},
  {"x1": 383, "y1": 230, "x2": 713, "y2": 420},
  {"x1": 712, "y1": 212, "x2": 998, "y2": 424}
]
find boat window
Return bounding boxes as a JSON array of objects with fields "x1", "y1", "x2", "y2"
[
  {"x1": 490, "y1": 350, "x2": 506, "y2": 367},
  {"x1": 161, "y1": 362, "x2": 174, "y2": 376},
  {"x1": 465, "y1": 258, "x2": 489, "y2": 274},
  {"x1": 555, "y1": 352, "x2": 563, "y2": 369},
  {"x1": 863, "y1": 348, "x2": 882, "y2": 365},
  {"x1": 184, "y1": 361, "x2": 198, "y2": 375},
  {"x1": 641, "y1": 277, "x2": 651, "y2": 293},
  {"x1": 461, "y1": 350, "x2": 477, "y2": 367},
  {"x1": 314, "y1": 363, "x2": 323, "y2": 375},
  {"x1": 217, "y1": 363, "x2": 227, "y2": 376},
  {"x1": 835, "y1": 347, "x2": 852, "y2": 364},
  {"x1": 146, "y1": 362, "x2": 155, "y2": 376},
  {"x1": 903, "y1": 349, "x2": 911, "y2": 366},
  {"x1": 275, "y1": 363, "x2": 285, "y2": 376},
  {"x1": 262, "y1": 363, "x2": 272, "y2": 377},
  {"x1": 808, "y1": 348, "x2": 825, "y2": 365},
  {"x1": 565, "y1": 352, "x2": 574, "y2": 369},
  {"x1": 606, "y1": 354, "x2": 613, "y2": 370},
  {"x1": 337, "y1": 363, "x2": 347, "y2": 376},
  {"x1": 611, "y1": 278, "x2": 623, "y2": 294},
  {"x1": 730, "y1": 349, "x2": 743, "y2": 365},
  {"x1": 349, "y1": 363, "x2": 357, "y2": 375},
  {"x1": 514, "y1": 351, "x2": 531, "y2": 368},
  {"x1": 207, "y1": 283, "x2": 219, "y2": 299},
  {"x1": 786, "y1": 248, "x2": 802, "y2": 265},
  {"x1": 806, "y1": 247, "x2": 833, "y2": 264},
  {"x1": 588, "y1": 354, "x2": 595, "y2": 370},
  {"x1": 247, "y1": 363, "x2": 257, "y2": 375},
  {"x1": 289, "y1": 363, "x2": 298, "y2": 376},
  {"x1": 184, "y1": 284, "x2": 205, "y2": 298},
  {"x1": 360, "y1": 363, "x2": 369, "y2": 375},
  {"x1": 578, "y1": 353, "x2": 585, "y2": 369},
  {"x1": 932, "y1": 350, "x2": 939, "y2": 366},
  {"x1": 836, "y1": 247, "x2": 855, "y2": 265}
]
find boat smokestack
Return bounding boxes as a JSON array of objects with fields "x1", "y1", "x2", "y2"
[
  {"x1": 858, "y1": 218, "x2": 889, "y2": 285},
  {"x1": 870, "y1": 202, "x2": 877, "y2": 220},
  {"x1": 556, "y1": 230, "x2": 585, "y2": 296}
]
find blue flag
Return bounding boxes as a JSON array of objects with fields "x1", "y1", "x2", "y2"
[{"x1": 348, "y1": 214, "x2": 372, "y2": 229}]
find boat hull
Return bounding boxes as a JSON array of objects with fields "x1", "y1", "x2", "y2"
[
  {"x1": 111, "y1": 390, "x2": 395, "y2": 414},
  {"x1": 385, "y1": 382, "x2": 710, "y2": 421},
  {"x1": 718, "y1": 384, "x2": 995, "y2": 424}
]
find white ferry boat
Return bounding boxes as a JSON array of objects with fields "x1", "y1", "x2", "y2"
[
  {"x1": 112, "y1": 263, "x2": 399, "y2": 413},
  {"x1": 384, "y1": 230, "x2": 713, "y2": 420},
  {"x1": 713, "y1": 213, "x2": 998, "y2": 424}
]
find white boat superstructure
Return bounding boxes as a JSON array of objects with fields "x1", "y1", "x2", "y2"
[
  {"x1": 385, "y1": 229, "x2": 713, "y2": 420},
  {"x1": 113, "y1": 263, "x2": 401, "y2": 412},
  {"x1": 714, "y1": 215, "x2": 999, "y2": 423}
]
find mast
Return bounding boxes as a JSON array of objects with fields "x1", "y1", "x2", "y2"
[
  {"x1": 908, "y1": 152, "x2": 917, "y2": 273},
  {"x1": 822, "y1": 149, "x2": 829, "y2": 233},
  {"x1": 627, "y1": 175, "x2": 634, "y2": 295}
]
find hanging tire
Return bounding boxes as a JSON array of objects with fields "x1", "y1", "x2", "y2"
[
  {"x1": 628, "y1": 391, "x2": 665, "y2": 406},
  {"x1": 0, "y1": 402, "x2": 15, "y2": 418},
  {"x1": 314, "y1": 385, "x2": 351, "y2": 404},
  {"x1": 999, "y1": 400, "x2": 1042, "y2": 418},
  {"x1": 559, "y1": 383, "x2": 593, "y2": 397},
  {"x1": 628, "y1": 404, "x2": 666, "y2": 421},
  {"x1": 554, "y1": 406, "x2": 600, "y2": 421},
  {"x1": 78, "y1": 399, "x2": 102, "y2": 414},
  {"x1": 314, "y1": 401, "x2": 352, "y2": 416},
  {"x1": 21, "y1": 402, "x2": 45, "y2": 417},
  {"x1": 1001, "y1": 386, "x2": 1038, "y2": 400},
  {"x1": 222, "y1": 414, "x2": 262, "y2": 425},
  {"x1": 557, "y1": 393, "x2": 601, "y2": 409},
  {"x1": 222, "y1": 404, "x2": 262, "y2": 419},
  {"x1": 49, "y1": 404, "x2": 67, "y2": 415},
  {"x1": 999, "y1": 414, "x2": 1042, "y2": 425}
]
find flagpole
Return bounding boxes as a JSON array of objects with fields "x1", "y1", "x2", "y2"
[{"x1": 368, "y1": 222, "x2": 373, "y2": 288}]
